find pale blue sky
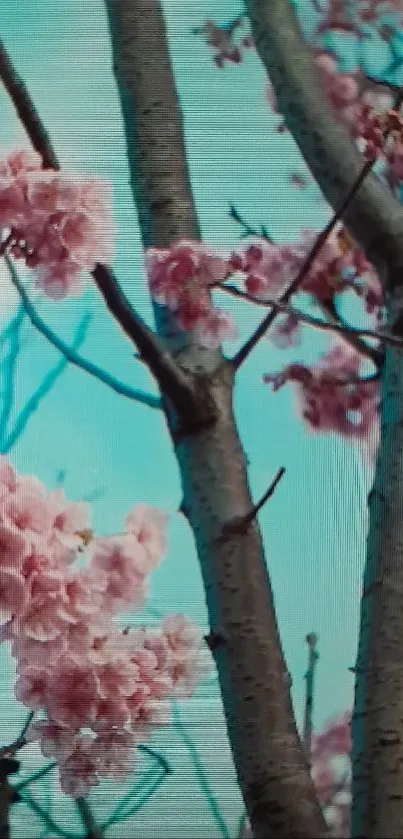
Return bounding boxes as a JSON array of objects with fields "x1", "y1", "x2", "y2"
[{"x1": 0, "y1": 1, "x2": 397, "y2": 836}]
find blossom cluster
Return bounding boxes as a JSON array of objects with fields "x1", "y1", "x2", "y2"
[
  {"x1": 145, "y1": 239, "x2": 238, "y2": 348},
  {"x1": 0, "y1": 148, "x2": 114, "y2": 300},
  {"x1": 0, "y1": 456, "x2": 209, "y2": 797},
  {"x1": 264, "y1": 339, "x2": 380, "y2": 444},
  {"x1": 145, "y1": 231, "x2": 383, "y2": 350},
  {"x1": 311, "y1": 711, "x2": 352, "y2": 838}
]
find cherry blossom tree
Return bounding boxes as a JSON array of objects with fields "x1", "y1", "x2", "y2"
[{"x1": 2, "y1": 0, "x2": 403, "y2": 836}]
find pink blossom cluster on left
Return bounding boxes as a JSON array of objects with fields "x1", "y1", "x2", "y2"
[
  {"x1": 0, "y1": 148, "x2": 114, "y2": 299},
  {"x1": 0, "y1": 455, "x2": 210, "y2": 797}
]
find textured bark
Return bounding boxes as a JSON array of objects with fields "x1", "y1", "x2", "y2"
[
  {"x1": 242, "y1": 1, "x2": 403, "y2": 836},
  {"x1": 351, "y1": 282, "x2": 403, "y2": 838},
  {"x1": 243, "y1": 0, "x2": 403, "y2": 280},
  {"x1": 104, "y1": 1, "x2": 327, "y2": 836}
]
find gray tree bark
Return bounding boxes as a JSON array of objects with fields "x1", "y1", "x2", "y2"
[
  {"x1": 243, "y1": 1, "x2": 403, "y2": 837},
  {"x1": 103, "y1": 1, "x2": 327, "y2": 837}
]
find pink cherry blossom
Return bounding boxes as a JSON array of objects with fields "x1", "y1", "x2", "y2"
[
  {"x1": 0, "y1": 455, "x2": 209, "y2": 797},
  {"x1": 264, "y1": 340, "x2": 380, "y2": 450},
  {"x1": 125, "y1": 504, "x2": 168, "y2": 569},
  {"x1": 0, "y1": 568, "x2": 27, "y2": 623},
  {"x1": 90, "y1": 534, "x2": 150, "y2": 611},
  {"x1": 0, "y1": 148, "x2": 115, "y2": 298}
]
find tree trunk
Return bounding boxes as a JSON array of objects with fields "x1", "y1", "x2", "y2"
[
  {"x1": 103, "y1": 1, "x2": 327, "y2": 836},
  {"x1": 243, "y1": 1, "x2": 403, "y2": 835},
  {"x1": 351, "y1": 279, "x2": 403, "y2": 839}
]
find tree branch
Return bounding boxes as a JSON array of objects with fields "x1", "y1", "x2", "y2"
[
  {"x1": 303, "y1": 633, "x2": 319, "y2": 761},
  {"x1": 0, "y1": 714, "x2": 34, "y2": 759},
  {"x1": 76, "y1": 797, "x2": 103, "y2": 839},
  {"x1": 217, "y1": 282, "x2": 386, "y2": 363},
  {"x1": 6, "y1": 258, "x2": 162, "y2": 410},
  {"x1": 1, "y1": 311, "x2": 91, "y2": 455},
  {"x1": 217, "y1": 466, "x2": 286, "y2": 541},
  {"x1": 0, "y1": 36, "x2": 197, "y2": 414},
  {"x1": 232, "y1": 155, "x2": 382, "y2": 369},
  {"x1": 243, "y1": 0, "x2": 403, "y2": 279}
]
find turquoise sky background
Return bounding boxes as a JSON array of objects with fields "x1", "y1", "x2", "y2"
[{"x1": 0, "y1": 1, "x2": 398, "y2": 836}]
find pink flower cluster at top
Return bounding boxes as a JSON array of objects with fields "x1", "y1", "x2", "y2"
[
  {"x1": 0, "y1": 455, "x2": 210, "y2": 797},
  {"x1": 0, "y1": 148, "x2": 114, "y2": 299},
  {"x1": 145, "y1": 233, "x2": 383, "y2": 350},
  {"x1": 311, "y1": 711, "x2": 352, "y2": 838},
  {"x1": 264, "y1": 339, "x2": 380, "y2": 446}
]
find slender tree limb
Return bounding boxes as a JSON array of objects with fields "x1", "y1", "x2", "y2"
[
  {"x1": 232, "y1": 155, "x2": 382, "y2": 369},
  {"x1": 76, "y1": 797, "x2": 103, "y2": 839},
  {"x1": 0, "y1": 759, "x2": 21, "y2": 839},
  {"x1": 218, "y1": 466, "x2": 286, "y2": 541},
  {"x1": 1, "y1": 311, "x2": 91, "y2": 454},
  {"x1": 0, "y1": 300, "x2": 26, "y2": 449},
  {"x1": 217, "y1": 282, "x2": 385, "y2": 363},
  {"x1": 243, "y1": 0, "x2": 403, "y2": 280},
  {"x1": 0, "y1": 37, "x2": 58, "y2": 170},
  {"x1": 303, "y1": 633, "x2": 319, "y2": 762},
  {"x1": 229, "y1": 204, "x2": 274, "y2": 242},
  {"x1": 0, "y1": 714, "x2": 34, "y2": 759},
  {"x1": 6, "y1": 259, "x2": 162, "y2": 410},
  {"x1": 0, "y1": 37, "x2": 197, "y2": 413}
]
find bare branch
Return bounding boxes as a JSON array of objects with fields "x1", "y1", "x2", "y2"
[
  {"x1": 218, "y1": 466, "x2": 286, "y2": 541},
  {"x1": 217, "y1": 282, "x2": 386, "y2": 363},
  {"x1": 0, "y1": 37, "x2": 58, "y2": 169},
  {"x1": 0, "y1": 713, "x2": 34, "y2": 759},
  {"x1": 1, "y1": 311, "x2": 91, "y2": 454},
  {"x1": 303, "y1": 633, "x2": 319, "y2": 761},
  {"x1": 0, "y1": 300, "x2": 26, "y2": 449},
  {"x1": 6, "y1": 259, "x2": 162, "y2": 410},
  {"x1": 76, "y1": 797, "x2": 103, "y2": 839},
  {"x1": 232, "y1": 156, "x2": 379, "y2": 370},
  {"x1": 0, "y1": 37, "x2": 196, "y2": 413}
]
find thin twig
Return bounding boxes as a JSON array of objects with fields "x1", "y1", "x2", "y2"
[
  {"x1": 228, "y1": 204, "x2": 274, "y2": 242},
  {"x1": 6, "y1": 259, "x2": 162, "y2": 410},
  {"x1": 232, "y1": 159, "x2": 374, "y2": 369},
  {"x1": 0, "y1": 713, "x2": 34, "y2": 759},
  {"x1": 1, "y1": 312, "x2": 91, "y2": 454},
  {"x1": 76, "y1": 797, "x2": 103, "y2": 839},
  {"x1": 218, "y1": 466, "x2": 286, "y2": 540},
  {"x1": 0, "y1": 300, "x2": 26, "y2": 448},
  {"x1": 217, "y1": 282, "x2": 388, "y2": 362},
  {"x1": 303, "y1": 633, "x2": 319, "y2": 762}
]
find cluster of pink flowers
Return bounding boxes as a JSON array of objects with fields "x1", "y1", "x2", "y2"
[
  {"x1": 145, "y1": 239, "x2": 238, "y2": 348},
  {"x1": 0, "y1": 148, "x2": 114, "y2": 299},
  {"x1": 230, "y1": 228, "x2": 383, "y2": 316},
  {"x1": 311, "y1": 711, "x2": 352, "y2": 838},
  {"x1": 264, "y1": 340, "x2": 380, "y2": 444},
  {"x1": 0, "y1": 456, "x2": 209, "y2": 797}
]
